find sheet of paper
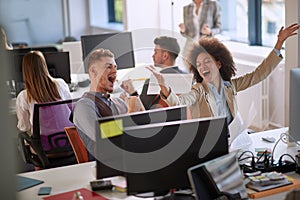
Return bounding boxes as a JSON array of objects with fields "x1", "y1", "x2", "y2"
[
  {"x1": 228, "y1": 111, "x2": 246, "y2": 143},
  {"x1": 229, "y1": 102, "x2": 256, "y2": 150},
  {"x1": 147, "y1": 73, "x2": 193, "y2": 95}
]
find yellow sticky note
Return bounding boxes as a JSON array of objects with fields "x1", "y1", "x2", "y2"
[{"x1": 100, "y1": 119, "x2": 123, "y2": 139}]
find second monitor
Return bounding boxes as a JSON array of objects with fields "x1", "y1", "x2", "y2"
[
  {"x1": 81, "y1": 32, "x2": 135, "y2": 72},
  {"x1": 11, "y1": 51, "x2": 71, "y2": 95}
]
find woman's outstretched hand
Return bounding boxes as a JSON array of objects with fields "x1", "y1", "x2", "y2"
[
  {"x1": 146, "y1": 65, "x2": 170, "y2": 98},
  {"x1": 146, "y1": 65, "x2": 165, "y2": 86},
  {"x1": 275, "y1": 23, "x2": 300, "y2": 50}
]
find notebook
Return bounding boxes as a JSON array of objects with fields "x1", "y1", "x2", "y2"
[{"x1": 16, "y1": 175, "x2": 44, "y2": 191}]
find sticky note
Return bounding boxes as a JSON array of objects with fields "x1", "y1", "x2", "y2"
[{"x1": 100, "y1": 119, "x2": 123, "y2": 139}]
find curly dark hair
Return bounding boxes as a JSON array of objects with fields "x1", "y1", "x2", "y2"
[{"x1": 186, "y1": 37, "x2": 236, "y2": 83}]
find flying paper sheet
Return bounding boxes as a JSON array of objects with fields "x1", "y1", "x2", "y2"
[{"x1": 147, "y1": 73, "x2": 193, "y2": 95}]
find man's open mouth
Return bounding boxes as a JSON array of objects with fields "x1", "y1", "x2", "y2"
[{"x1": 108, "y1": 75, "x2": 116, "y2": 84}]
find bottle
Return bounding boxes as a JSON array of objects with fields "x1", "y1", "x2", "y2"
[{"x1": 72, "y1": 191, "x2": 84, "y2": 200}]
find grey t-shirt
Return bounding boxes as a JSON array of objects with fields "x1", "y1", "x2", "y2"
[{"x1": 73, "y1": 92, "x2": 127, "y2": 159}]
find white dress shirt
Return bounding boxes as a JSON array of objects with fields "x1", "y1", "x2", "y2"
[{"x1": 16, "y1": 78, "x2": 72, "y2": 133}]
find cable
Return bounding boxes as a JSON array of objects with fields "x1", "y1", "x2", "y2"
[
  {"x1": 271, "y1": 132, "x2": 300, "y2": 165},
  {"x1": 239, "y1": 156, "x2": 256, "y2": 163},
  {"x1": 256, "y1": 150, "x2": 269, "y2": 163},
  {"x1": 238, "y1": 151, "x2": 254, "y2": 161},
  {"x1": 238, "y1": 132, "x2": 299, "y2": 173},
  {"x1": 271, "y1": 134, "x2": 283, "y2": 165},
  {"x1": 279, "y1": 154, "x2": 298, "y2": 167},
  {"x1": 238, "y1": 151, "x2": 255, "y2": 169}
]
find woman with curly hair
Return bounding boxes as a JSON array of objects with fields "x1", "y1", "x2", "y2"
[{"x1": 148, "y1": 23, "x2": 299, "y2": 124}]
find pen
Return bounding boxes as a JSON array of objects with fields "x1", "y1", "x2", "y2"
[
  {"x1": 129, "y1": 78, "x2": 147, "y2": 81},
  {"x1": 117, "y1": 78, "x2": 147, "y2": 82}
]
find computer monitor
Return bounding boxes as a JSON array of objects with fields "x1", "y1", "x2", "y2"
[
  {"x1": 188, "y1": 152, "x2": 248, "y2": 200},
  {"x1": 96, "y1": 116, "x2": 228, "y2": 195},
  {"x1": 96, "y1": 105, "x2": 187, "y2": 179},
  {"x1": 45, "y1": 52, "x2": 71, "y2": 83},
  {"x1": 12, "y1": 46, "x2": 58, "y2": 54},
  {"x1": 289, "y1": 68, "x2": 300, "y2": 144},
  {"x1": 11, "y1": 51, "x2": 71, "y2": 95},
  {"x1": 81, "y1": 32, "x2": 135, "y2": 72}
]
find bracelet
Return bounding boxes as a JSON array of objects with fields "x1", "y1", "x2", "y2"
[{"x1": 130, "y1": 91, "x2": 139, "y2": 96}]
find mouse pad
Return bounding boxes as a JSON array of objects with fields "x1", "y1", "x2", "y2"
[{"x1": 16, "y1": 175, "x2": 44, "y2": 191}]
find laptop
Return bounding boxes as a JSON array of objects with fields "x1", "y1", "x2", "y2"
[{"x1": 187, "y1": 152, "x2": 248, "y2": 200}]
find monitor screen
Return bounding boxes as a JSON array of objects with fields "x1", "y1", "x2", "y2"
[
  {"x1": 8, "y1": 47, "x2": 58, "y2": 82},
  {"x1": 96, "y1": 116, "x2": 228, "y2": 195},
  {"x1": 44, "y1": 52, "x2": 71, "y2": 84},
  {"x1": 11, "y1": 51, "x2": 71, "y2": 95},
  {"x1": 289, "y1": 68, "x2": 300, "y2": 143},
  {"x1": 81, "y1": 32, "x2": 135, "y2": 72},
  {"x1": 96, "y1": 105, "x2": 188, "y2": 179},
  {"x1": 188, "y1": 152, "x2": 248, "y2": 200},
  {"x1": 12, "y1": 46, "x2": 58, "y2": 54}
]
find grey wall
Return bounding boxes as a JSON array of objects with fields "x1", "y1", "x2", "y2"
[
  {"x1": 0, "y1": 50, "x2": 16, "y2": 199},
  {"x1": 0, "y1": 0, "x2": 64, "y2": 45}
]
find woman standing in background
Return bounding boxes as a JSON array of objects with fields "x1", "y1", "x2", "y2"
[{"x1": 179, "y1": 0, "x2": 221, "y2": 57}]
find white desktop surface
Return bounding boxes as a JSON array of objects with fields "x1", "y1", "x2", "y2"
[
  {"x1": 242, "y1": 127, "x2": 297, "y2": 156},
  {"x1": 16, "y1": 128, "x2": 300, "y2": 200},
  {"x1": 16, "y1": 162, "x2": 149, "y2": 200}
]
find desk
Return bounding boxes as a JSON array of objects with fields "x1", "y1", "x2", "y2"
[
  {"x1": 16, "y1": 162, "x2": 148, "y2": 200},
  {"x1": 16, "y1": 128, "x2": 300, "y2": 200},
  {"x1": 241, "y1": 127, "x2": 300, "y2": 199},
  {"x1": 243, "y1": 127, "x2": 299, "y2": 159}
]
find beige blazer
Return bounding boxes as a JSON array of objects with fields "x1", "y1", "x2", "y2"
[{"x1": 163, "y1": 50, "x2": 282, "y2": 119}]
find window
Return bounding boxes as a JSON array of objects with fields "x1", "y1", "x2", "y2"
[
  {"x1": 89, "y1": 0, "x2": 123, "y2": 31},
  {"x1": 219, "y1": 0, "x2": 249, "y2": 43},
  {"x1": 220, "y1": 0, "x2": 285, "y2": 47},
  {"x1": 108, "y1": 0, "x2": 123, "y2": 23},
  {"x1": 261, "y1": 0, "x2": 285, "y2": 47}
]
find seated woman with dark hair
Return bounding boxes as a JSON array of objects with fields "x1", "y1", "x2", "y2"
[{"x1": 16, "y1": 51, "x2": 72, "y2": 135}]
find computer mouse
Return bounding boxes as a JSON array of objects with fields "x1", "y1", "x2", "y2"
[
  {"x1": 77, "y1": 79, "x2": 90, "y2": 87},
  {"x1": 262, "y1": 136, "x2": 276, "y2": 143}
]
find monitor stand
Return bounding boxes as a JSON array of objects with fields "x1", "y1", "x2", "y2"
[
  {"x1": 134, "y1": 190, "x2": 195, "y2": 200},
  {"x1": 159, "y1": 193, "x2": 195, "y2": 200}
]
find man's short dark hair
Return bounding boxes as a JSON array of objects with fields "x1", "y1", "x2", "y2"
[{"x1": 154, "y1": 36, "x2": 180, "y2": 60}]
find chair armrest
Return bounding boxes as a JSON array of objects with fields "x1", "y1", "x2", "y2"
[
  {"x1": 17, "y1": 132, "x2": 50, "y2": 168},
  {"x1": 17, "y1": 132, "x2": 32, "y2": 163}
]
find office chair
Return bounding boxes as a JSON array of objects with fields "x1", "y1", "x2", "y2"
[
  {"x1": 64, "y1": 126, "x2": 89, "y2": 164},
  {"x1": 18, "y1": 98, "x2": 79, "y2": 170}
]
